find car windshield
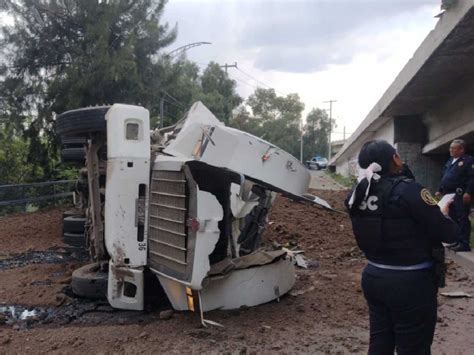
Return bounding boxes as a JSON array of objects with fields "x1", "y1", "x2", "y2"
[{"x1": 317, "y1": 158, "x2": 328, "y2": 163}]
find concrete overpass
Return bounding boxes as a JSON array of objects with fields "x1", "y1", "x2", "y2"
[{"x1": 330, "y1": 0, "x2": 474, "y2": 192}]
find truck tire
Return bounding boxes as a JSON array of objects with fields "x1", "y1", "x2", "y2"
[
  {"x1": 61, "y1": 147, "x2": 86, "y2": 162},
  {"x1": 56, "y1": 106, "x2": 110, "y2": 137},
  {"x1": 62, "y1": 209, "x2": 84, "y2": 219},
  {"x1": 71, "y1": 263, "x2": 108, "y2": 299},
  {"x1": 63, "y1": 232, "x2": 86, "y2": 248},
  {"x1": 63, "y1": 216, "x2": 86, "y2": 233},
  {"x1": 61, "y1": 137, "x2": 87, "y2": 147}
]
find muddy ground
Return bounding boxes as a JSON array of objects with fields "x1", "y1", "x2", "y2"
[{"x1": 1, "y1": 188, "x2": 473, "y2": 354}]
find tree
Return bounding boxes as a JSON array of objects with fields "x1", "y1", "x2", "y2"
[
  {"x1": 196, "y1": 62, "x2": 242, "y2": 124},
  {"x1": 0, "y1": 0, "x2": 177, "y2": 179},
  {"x1": 238, "y1": 88, "x2": 304, "y2": 158},
  {"x1": 0, "y1": 127, "x2": 44, "y2": 184},
  {"x1": 149, "y1": 58, "x2": 202, "y2": 128},
  {"x1": 303, "y1": 108, "x2": 334, "y2": 160},
  {"x1": 151, "y1": 60, "x2": 243, "y2": 128}
]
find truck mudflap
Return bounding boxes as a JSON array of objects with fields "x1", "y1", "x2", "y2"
[
  {"x1": 107, "y1": 260, "x2": 145, "y2": 311},
  {"x1": 157, "y1": 250, "x2": 295, "y2": 312}
]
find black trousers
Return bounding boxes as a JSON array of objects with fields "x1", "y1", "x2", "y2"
[
  {"x1": 361, "y1": 264, "x2": 438, "y2": 355},
  {"x1": 449, "y1": 194, "x2": 472, "y2": 249}
]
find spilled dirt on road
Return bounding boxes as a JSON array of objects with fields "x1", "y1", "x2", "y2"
[{"x1": 0, "y1": 190, "x2": 473, "y2": 354}]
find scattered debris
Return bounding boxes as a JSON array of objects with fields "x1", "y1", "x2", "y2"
[
  {"x1": 440, "y1": 291, "x2": 473, "y2": 298},
  {"x1": 289, "y1": 286, "x2": 315, "y2": 297},
  {"x1": 159, "y1": 310, "x2": 173, "y2": 320},
  {"x1": 282, "y1": 247, "x2": 318, "y2": 269},
  {"x1": 0, "y1": 249, "x2": 86, "y2": 270}
]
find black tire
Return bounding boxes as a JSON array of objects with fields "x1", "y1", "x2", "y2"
[
  {"x1": 71, "y1": 263, "x2": 108, "y2": 299},
  {"x1": 62, "y1": 209, "x2": 84, "y2": 219},
  {"x1": 63, "y1": 216, "x2": 86, "y2": 233},
  {"x1": 61, "y1": 137, "x2": 87, "y2": 147},
  {"x1": 56, "y1": 106, "x2": 110, "y2": 137},
  {"x1": 63, "y1": 232, "x2": 86, "y2": 248},
  {"x1": 61, "y1": 147, "x2": 86, "y2": 162}
]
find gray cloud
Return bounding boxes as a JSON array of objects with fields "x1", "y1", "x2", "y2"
[{"x1": 164, "y1": 0, "x2": 438, "y2": 73}]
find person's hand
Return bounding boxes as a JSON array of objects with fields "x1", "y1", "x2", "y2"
[
  {"x1": 463, "y1": 192, "x2": 471, "y2": 204},
  {"x1": 435, "y1": 191, "x2": 442, "y2": 200},
  {"x1": 440, "y1": 198, "x2": 453, "y2": 216}
]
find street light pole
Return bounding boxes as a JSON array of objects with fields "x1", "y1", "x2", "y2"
[
  {"x1": 167, "y1": 42, "x2": 212, "y2": 57},
  {"x1": 160, "y1": 41, "x2": 211, "y2": 127}
]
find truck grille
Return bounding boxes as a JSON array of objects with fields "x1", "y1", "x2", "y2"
[{"x1": 148, "y1": 170, "x2": 188, "y2": 275}]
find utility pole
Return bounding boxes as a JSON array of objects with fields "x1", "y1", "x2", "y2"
[
  {"x1": 323, "y1": 100, "x2": 337, "y2": 159},
  {"x1": 219, "y1": 62, "x2": 238, "y2": 73},
  {"x1": 300, "y1": 119, "x2": 304, "y2": 163},
  {"x1": 160, "y1": 95, "x2": 165, "y2": 129},
  {"x1": 218, "y1": 62, "x2": 238, "y2": 123}
]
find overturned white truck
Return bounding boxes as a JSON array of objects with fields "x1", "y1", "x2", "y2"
[{"x1": 56, "y1": 102, "x2": 331, "y2": 316}]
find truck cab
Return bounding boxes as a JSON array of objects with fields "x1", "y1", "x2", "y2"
[{"x1": 56, "y1": 102, "x2": 332, "y2": 315}]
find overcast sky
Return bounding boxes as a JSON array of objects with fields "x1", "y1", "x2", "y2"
[{"x1": 164, "y1": 0, "x2": 441, "y2": 141}]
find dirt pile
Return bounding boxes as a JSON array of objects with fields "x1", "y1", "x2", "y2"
[{"x1": 0, "y1": 189, "x2": 473, "y2": 354}]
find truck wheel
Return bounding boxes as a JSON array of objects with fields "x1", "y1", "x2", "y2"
[
  {"x1": 56, "y1": 106, "x2": 110, "y2": 137},
  {"x1": 63, "y1": 216, "x2": 86, "y2": 233},
  {"x1": 61, "y1": 137, "x2": 87, "y2": 147},
  {"x1": 62, "y1": 209, "x2": 84, "y2": 219},
  {"x1": 71, "y1": 263, "x2": 108, "y2": 299},
  {"x1": 63, "y1": 232, "x2": 86, "y2": 248},
  {"x1": 61, "y1": 147, "x2": 86, "y2": 162}
]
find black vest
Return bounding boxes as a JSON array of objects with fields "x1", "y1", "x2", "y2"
[{"x1": 349, "y1": 177, "x2": 433, "y2": 265}]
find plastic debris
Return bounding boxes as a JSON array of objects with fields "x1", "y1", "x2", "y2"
[{"x1": 440, "y1": 291, "x2": 473, "y2": 298}]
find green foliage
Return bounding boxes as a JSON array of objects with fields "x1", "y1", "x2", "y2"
[
  {"x1": 153, "y1": 60, "x2": 242, "y2": 128},
  {"x1": 327, "y1": 171, "x2": 355, "y2": 188},
  {"x1": 232, "y1": 88, "x2": 304, "y2": 158},
  {"x1": 196, "y1": 62, "x2": 242, "y2": 124},
  {"x1": 0, "y1": 127, "x2": 44, "y2": 184},
  {"x1": 1, "y1": 0, "x2": 177, "y2": 178},
  {"x1": 303, "y1": 108, "x2": 334, "y2": 161}
]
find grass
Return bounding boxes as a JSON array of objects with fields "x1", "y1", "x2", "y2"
[{"x1": 326, "y1": 171, "x2": 356, "y2": 188}]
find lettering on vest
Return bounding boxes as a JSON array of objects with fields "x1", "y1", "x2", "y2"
[{"x1": 358, "y1": 195, "x2": 379, "y2": 211}]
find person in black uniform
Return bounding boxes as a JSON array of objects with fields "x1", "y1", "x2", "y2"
[
  {"x1": 435, "y1": 139, "x2": 473, "y2": 252},
  {"x1": 345, "y1": 140, "x2": 457, "y2": 355}
]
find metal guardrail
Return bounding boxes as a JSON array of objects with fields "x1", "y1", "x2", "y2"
[{"x1": 0, "y1": 180, "x2": 76, "y2": 207}]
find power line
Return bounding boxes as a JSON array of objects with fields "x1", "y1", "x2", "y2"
[
  {"x1": 227, "y1": 71, "x2": 261, "y2": 90},
  {"x1": 236, "y1": 66, "x2": 286, "y2": 96},
  {"x1": 163, "y1": 97, "x2": 184, "y2": 109},
  {"x1": 219, "y1": 62, "x2": 237, "y2": 73},
  {"x1": 160, "y1": 89, "x2": 186, "y2": 109},
  {"x1": 236, "y1": 67, "x2": 272, "y2": 90}
]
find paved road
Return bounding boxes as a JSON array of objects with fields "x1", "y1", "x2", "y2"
[{"x1": 308, "y1": 170, "x2": 347, "y2": 191}]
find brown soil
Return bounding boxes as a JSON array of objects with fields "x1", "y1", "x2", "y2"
[
  {"x1": 0, "y1": 190, "x2": 473, "y2": 354},
  {"x1": 0, "y1": 207, "x2": 66, "y2": 257}
]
